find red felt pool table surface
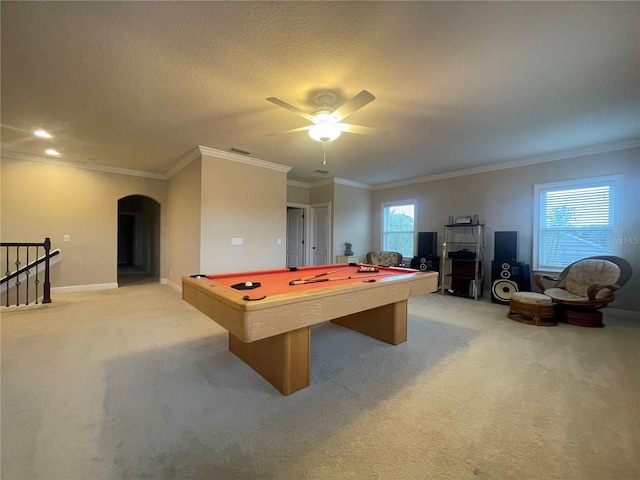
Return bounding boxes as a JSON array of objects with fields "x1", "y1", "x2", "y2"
[
  {"x1": 202, "y1": 264, "x2": 421, "y2": 297},
  {"x1": 182, "y1": 264, "x2": 439, "y2": 395}
]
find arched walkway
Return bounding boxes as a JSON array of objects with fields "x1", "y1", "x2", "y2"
[{"x1": 117, "y1": 195, "x2": 160, "y2": 286}]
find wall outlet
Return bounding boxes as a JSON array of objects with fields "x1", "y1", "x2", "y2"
[
  {"x1": 231, "y1": 237, "x2": 243, "y2": 245},
  {"x1": 63, "y1": 235, "x2": 71, "y2": 242}
]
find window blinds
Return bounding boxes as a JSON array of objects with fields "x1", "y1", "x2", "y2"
[{"x1": 538, "y1": 182, "x2": 615, "y2": 269}]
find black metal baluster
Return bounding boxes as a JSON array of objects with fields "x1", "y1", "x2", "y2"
[
  {"x1": 43, "y1": 238, "x2": 51, "y2": 304},
  {"x1": 35, "y1": 245, "x2": 40, "y2": 304},
  {"x1": 14, "y1": 246, "x2": 21, "y2": 307},
  {"x1": 0, "y1": 239, "x2": 53, "y2": 307},
  {"x1": 4, "y1": 246, "x2": 9, "y2": 307},
  {"x1": 25, "y1": 247, "x2": 30, "y2": 305}
]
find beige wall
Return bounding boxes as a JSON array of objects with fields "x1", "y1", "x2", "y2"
[
  {"x1": 304, "y1": 182, "x2": 335, "y2": 264},
  {"x1": 4, "y1": 146, "x2": 637, "y2": 312},
  {"x1": 1, "y1": 157, "x2": 167, "y2": 288},
  {"x1": 308, "y1": 182, "x2": 334, "y2": 205},
  {"x1": 372, "y1": 147, "x2": 640, "y2": 311},
  {"x1": 166, "y1": 157, "x2": 202, "y2": 287},
  {"x1": 286, "y1": 184, "x2": 309, "y2": 204},
  {"x1": 286, "y1": 181, "x2": 373, "y2": 264},
  {"x1": 2, "y1": 149, "x2": 290, "y2": 293},
  {"x1": 200, "y1": 152, "x2": 288, "y2": 273},
  {"x1": 332, "y1": 183, "x2": 373, "y2": 262}
]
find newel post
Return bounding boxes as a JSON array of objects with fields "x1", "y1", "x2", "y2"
[{"x1": 43, "y1": 237, "x2": 51, "y2": 303}]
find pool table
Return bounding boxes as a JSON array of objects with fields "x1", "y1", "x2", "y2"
[{"x1": 182, "y1": 264, "x2": 438, "y2": 395}]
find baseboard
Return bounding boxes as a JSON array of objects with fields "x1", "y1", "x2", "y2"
[
  {"x1": 52, "y1": 283, "x2": 118, "y2": 294},
  {"x1": 163, "y1": 278, "x2": 182, "y2": 292}
]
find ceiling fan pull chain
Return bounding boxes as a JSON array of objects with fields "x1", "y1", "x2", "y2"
[{"x1": 322, "y1": 142, "x2": 327, "y2": 165}]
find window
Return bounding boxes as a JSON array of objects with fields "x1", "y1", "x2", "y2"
[
  {"x1": 533, "y1": 175, "x2": 623, "y2": 271},
  {"x1": 382, "y1": 200, "x2": 415, "y2": 258}
]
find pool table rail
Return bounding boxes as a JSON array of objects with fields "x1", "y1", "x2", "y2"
[{"x1": 182, "y1": 271, "x2": 438, "y2": 343}]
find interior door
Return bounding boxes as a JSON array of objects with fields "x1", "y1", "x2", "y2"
[
  {"x1": 311, "y1": 203, "x2": 331, "y2": 265},
  {"x1": 286, "y1": 207, "x2": 305, "y2": 268}
]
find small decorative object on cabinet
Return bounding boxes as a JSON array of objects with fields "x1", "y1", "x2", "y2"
[{"x1": 441, "y1": 223, "x2": 485, "y2": 300}]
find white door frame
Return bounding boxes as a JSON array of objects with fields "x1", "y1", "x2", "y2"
[
  {"x1": 286, "y1": 202, "x2": 311, "y2": 267},
  {"x1": 310, "y1": 201, "x2": 332, "y2": 266}
]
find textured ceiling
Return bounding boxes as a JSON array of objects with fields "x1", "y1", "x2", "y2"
[{"x1": 1, "y1": 2, "x2": 638, "y2": 186}]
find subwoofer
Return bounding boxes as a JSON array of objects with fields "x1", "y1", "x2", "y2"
[
  {"x1": 417, "y1": 232, "x2": 438, "y2": 258},
  {"x1": 418, "y1": 255, "x2": 439, "y2": 272},
  {"x1": 491, "y1": 261, "x2": 531, "y2": 304}
]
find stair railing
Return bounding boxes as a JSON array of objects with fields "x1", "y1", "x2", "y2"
[{"x1": 1, "y1": 237, "x2": 57, "y2": 307}]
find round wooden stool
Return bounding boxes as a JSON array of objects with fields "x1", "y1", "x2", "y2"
[{"x1": 508, "y1": 292, "x2": 557, "y2": 326}]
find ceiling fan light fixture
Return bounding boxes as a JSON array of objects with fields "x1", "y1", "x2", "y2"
[
  {"x1": 308, "y1": 122, "x2": 341, "y2": 142},
  {"x1": 308, "y1": 113, "x2": 341, "y2": 142},
  {"x1": 267, "y1": 90, "x2": 377, "y2": 142}
]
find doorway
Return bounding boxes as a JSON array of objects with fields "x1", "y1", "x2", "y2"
[
  {"x1": 310, "y1": 202, "x2": 331, "y2": 265},
  {"x1": 117, "y1": 195, "x2": 160, "y2": 286},
  {"x1": 286, "y1": 202, "x2": 331, "y2": 267},
  {"x1": 286, "y1": 206, "x2": 305, "y2": 268}
]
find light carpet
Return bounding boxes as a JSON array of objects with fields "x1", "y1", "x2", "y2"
[{"x1": 1, "y1": 283, "x2": 638, "y2": 479}]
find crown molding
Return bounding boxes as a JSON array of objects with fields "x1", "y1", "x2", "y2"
[
  {"x1": 334, "y1": 177, "x2": 373, "y2": 190},
  {"x1": 286, "y1": 177, "x2": 373, "y2": 190},
  {"x1": 305, "y1": 178, "x2": 335, "y2": 188},
  {"x1": 0, "y1": 150, "x2": 167, "y2": 180},
  {"x1": 165, "y1": 146, "x2": 202, "y2": 179},
  {"x1": 198, "y1": 145, "x2": 292, "y2": 173},
  {"x1": 5, "y1": 138, "x2": 637, "y2": 187},
  {"x1": 1, "y1": 145, "x2": 293, "y2": 180},
  {"x1": 290, "y1": 178, "x2": 334, "y2": 188},
  {"x1": 373, "y1": 138, "x2": 640, "y2": 190},
  {"x1": 287, "y1": 179, "x2": 310, "y2": 188}
]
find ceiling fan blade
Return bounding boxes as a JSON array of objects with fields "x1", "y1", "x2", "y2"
[
  {"x1": 339, "y1": 123, "x2": 388, "y2": 136},
  {"x1": 267, "y1": 125, "x2": 312, "y2": 136},
  {"x1": 332, "y1": 90, "x2": 376, "y2": 121},
  {"x1": 266, "y1": 97, "x2": 315, "y2": 122}
]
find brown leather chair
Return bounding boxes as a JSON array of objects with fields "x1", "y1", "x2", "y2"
[{"x1": 533, "y1": 255, "x2": 632, "y2": 327}]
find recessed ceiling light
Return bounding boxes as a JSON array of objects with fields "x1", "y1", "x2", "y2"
[
  {"x1": 34, "y1": 129, "x2": 52, "y2": 138},
  {"x1": 45, "y1": 149, "x2": 60, "y2": 156}
]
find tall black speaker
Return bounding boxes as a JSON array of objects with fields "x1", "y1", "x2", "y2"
[
  {"x1": 417, "y1": 232, "x2": 438, "y2": 258},
  {"x1": 491, "y1": 260, "x2": 531, "y2": 304},
  {"x1": 494, "y1": 231, "x2": 518, "y2": 262}
]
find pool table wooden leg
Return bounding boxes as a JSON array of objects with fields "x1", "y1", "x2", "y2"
[
  {"x1": 331, "y1": 300, "x2": 408, "y2": 345},
  {"x1": 228, "y1": 326, "x2": 310, "y2": 395}
]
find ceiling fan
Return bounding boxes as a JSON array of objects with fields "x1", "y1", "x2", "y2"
[{"x1": 266, "y1": 90, "x2": 385, "y2": 143}]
